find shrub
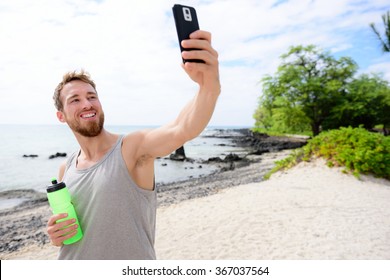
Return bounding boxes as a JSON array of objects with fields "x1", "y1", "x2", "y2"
[
  {"x1": 303, "y1": 127, "x2": 390, "y2": 179},
  {"x1": 265, "y1": 127, "x2": 390, "y2": 179}
]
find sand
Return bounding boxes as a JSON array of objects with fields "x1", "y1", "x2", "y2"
[
  {"x1": 3, "y1": 158, "x2": 390, "y2": 260},
  {"x1": 156, "y1": 158, "x2": 390, "y2": 259}
]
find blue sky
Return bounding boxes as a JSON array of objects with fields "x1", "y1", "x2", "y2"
[{"x1": 0, "y1": 0, "x2": 389, "y2": 127}]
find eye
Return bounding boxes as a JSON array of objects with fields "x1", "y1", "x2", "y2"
[{"x1": 70, "y1": 99, "x2": 79, "y2": 103}]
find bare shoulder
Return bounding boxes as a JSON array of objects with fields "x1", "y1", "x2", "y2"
[
  {"x1": 122, "y1": 129, "x2": 149, "y2": 150},
  {"x1": 122, "y1": 129, "x2": 153, "y2": 164}
]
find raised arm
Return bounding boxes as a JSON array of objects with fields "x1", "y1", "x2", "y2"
[{"x1": 134, "y1": 30, "x2": 220, "y2": 160}]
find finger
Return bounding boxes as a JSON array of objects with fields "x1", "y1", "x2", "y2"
[
  {"x1": 47, "y1": 218, "x2": 76, "y2": 235},
  {"x1": 189, "y1": 30, "x2": 211, "y2": 42},
  {"x1": 182, "y1": 50, "x2": 218, "y2": 65},
  {"x1": 51, "y1": 223, "x2": 78, "y2": 240},
  {"x1": 54, "y1": 218, "x2": 77, "y2": 232},
  {"x1": 47, "y1": 213, "x2": 68, "y2": 227},
  {"x1": 183, "y1": 61, "x2": 209, "y2": 74},
  {"x1": 181, "y1": 40, "x2": 217, "y2": 57},
  {"x1": 51, "y1": 228, "x2": 78, "y2": 247}
]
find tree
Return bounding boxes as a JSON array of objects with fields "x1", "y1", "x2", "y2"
[
  {"x1": 370, "y1": 11, "x2": 390, "y2": 53},
  {"x1": 347, "y1": 74, "x2": 390, "y2": 133},
  {"x1": 255, "y1": 45, "x2": 357, "y2": 136},
  {"x1": 324, "y1": 73, "x2": 390, "y2": 134},
  {"x1": 349, "y1": 74, "x2": 390, "y2": 135}
]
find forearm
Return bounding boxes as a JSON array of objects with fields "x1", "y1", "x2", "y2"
[
  {"x1": 171, "y1": 30, "x2": 220, "y2": 141},
  {"x1": 174, "y1": 87, "x2": 220, "y2": 141}
]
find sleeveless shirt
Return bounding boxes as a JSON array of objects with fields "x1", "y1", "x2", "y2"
[{"x1": 58, "y1": 135, "x2": 157, "y2": 260}]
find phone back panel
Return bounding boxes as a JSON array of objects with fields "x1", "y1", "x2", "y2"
[{"x1": 172, "y1": 4, "x2": 203, "y2": 63}]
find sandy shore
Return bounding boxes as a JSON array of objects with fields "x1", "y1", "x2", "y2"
[
  {"x1": 2, "y1": 155, "x2": 389, "y2": 260},
  {"x1": 156, "y1": 158, "x2": 390, "y2": 259}
]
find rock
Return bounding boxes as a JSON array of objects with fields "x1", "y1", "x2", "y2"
[
  {"x1": 208, "y1": 157, "x2": 223, "y2": 162},
  {"x1": 250, "y1": 150, "x2": 265, "y2": 155},
  {"x1": 231, "y1": 129, "x2": 308, "y2": 152},
  {"x1": 221, "y1": 162, "x2": 235, "y2": 172},
  {"x1": 170, "y1": 154, "x2": 186, "y2": 161},
  {"x1": 169, "y1": 146, "x2": 186, "y2": 161},
  {"x1": 224, "y1": 153, "x2": 242, "y2": 162},
  {"x1": 23, "y1": 154, "x2": 38, "y2": 158},
  {"x1": 49, "y1": 152, "x2": 67, "y2": 159},
  {"x1": 208, "y1": 154, "x2": 241, "y2": 163}
]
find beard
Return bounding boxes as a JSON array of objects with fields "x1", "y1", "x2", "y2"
[{"x1": 66, "y1": 112, "x2": 105, "y2": 137}]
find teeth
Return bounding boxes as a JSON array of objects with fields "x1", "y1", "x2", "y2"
[{"x1": 81, "y1": 113, "x2": 96, "y2": 118}]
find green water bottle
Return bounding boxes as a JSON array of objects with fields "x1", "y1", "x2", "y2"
[{"x1": 46, "y1": 178, "x2": 83, "y2": 245}]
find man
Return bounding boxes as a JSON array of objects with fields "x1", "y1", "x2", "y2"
[{"x1": 46, "y1": 30, "x2": 220, "y2": 259}]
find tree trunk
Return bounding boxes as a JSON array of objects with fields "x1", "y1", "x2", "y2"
[
  {"x1": 383, "y1": 125, "x2": 389, "y2": 136},
  {"x1": 311, "y1": 122, "x2": 321, "y2": 136}
]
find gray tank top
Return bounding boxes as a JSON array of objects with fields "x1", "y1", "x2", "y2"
[{"x1": 58, "y1": 135, "x2": 157, "y2": 260}]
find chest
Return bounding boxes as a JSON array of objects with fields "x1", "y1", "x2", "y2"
[
  {"x1": 76, "y1": 151, "x2": 110, "y2": 170},
  {"x1": 76, "y1": 158, "x2": 99, "y2": 170}
]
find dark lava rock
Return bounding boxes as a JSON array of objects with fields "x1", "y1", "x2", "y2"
[{"x1": 49, "y1": 152, "x2": 67, "y2": 159}]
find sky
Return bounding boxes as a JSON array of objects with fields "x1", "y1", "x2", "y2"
[{"x1": 0, "y1": 0, "x2": 389, "y2": 127}]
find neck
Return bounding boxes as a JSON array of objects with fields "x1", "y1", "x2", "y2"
[{"x1": 73, "y1": 129, "x2": 118, "y2": 161}]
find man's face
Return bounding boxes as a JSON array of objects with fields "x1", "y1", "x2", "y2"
[{"x1": 57, "y1": 80, "x2": 105, "y2": 137}]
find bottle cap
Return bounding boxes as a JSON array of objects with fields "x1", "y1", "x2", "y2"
[{"x1": 46, "y1": 177, "x2": 66, "y2": 193}]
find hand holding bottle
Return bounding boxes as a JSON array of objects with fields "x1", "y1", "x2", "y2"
[
  {"x1": 46, "y1": 178, "x2": 83, "y2": 245},
  {"x1": 47, "y1": 213, "x2": 79, "y2": 246}
]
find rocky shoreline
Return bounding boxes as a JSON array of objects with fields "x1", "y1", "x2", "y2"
[{"x1": 0, "y1": 129, "x2": 307, "y2": 258}]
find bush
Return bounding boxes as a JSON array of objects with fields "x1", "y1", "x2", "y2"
[
  {"x1": 303, "y1": 127, "x2": 390, "y2": 179},
  {"x1": 265, "y1": 127, "x2": 390, "y2": 179}
]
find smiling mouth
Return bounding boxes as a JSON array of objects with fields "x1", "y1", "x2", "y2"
[{"x1": 80, "y1": 112, "x2": 96, "y2": 119}]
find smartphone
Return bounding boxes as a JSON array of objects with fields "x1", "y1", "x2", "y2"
[{"x1": 172, "y1": 4, "x2": 204, "y2": 63}]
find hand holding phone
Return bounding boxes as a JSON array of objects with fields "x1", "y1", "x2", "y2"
[{"x1": 172, "y1": 4, "x2": 204, "y2": 63}]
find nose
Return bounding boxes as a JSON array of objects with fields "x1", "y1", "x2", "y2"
[{"x1": 81, "y1": 98, "x2": 93, "y2": 110}]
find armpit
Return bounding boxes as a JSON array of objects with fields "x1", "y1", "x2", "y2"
[{"x1": 136, "y1": 154, "x2": 153, "y2": 167}]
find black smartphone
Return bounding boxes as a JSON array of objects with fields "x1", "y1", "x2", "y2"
[{"x1": 172, "y1": 4, "x2": 204, "y2": 63}]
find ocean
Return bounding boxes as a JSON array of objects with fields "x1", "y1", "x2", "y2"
[{"x1": 0, "y1": 124, "x2": 248, "y2": 194}]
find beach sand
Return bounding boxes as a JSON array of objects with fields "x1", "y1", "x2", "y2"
[
  {"x1": 156, "y1": 158, "x2": 390, "y2": 259},
  {"x1": 2, "y1": 158, "x2": 390, "y2": 260}
]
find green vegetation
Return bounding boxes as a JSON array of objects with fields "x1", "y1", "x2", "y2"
[
  {"x1": 254, "y1": 45, "x2": 390, "y2": 136},
  {"x1": 254, "y1": 45, "x2": 358, "y2": 136},
  {"x1": 257, "y1": 13, "x2": 390, "y2": 182},
  {"x1": 265, "y1": 127, "x2": 390, "y2": 180},
  {"x1": 263, "y1": 148, "x2": 305, "y2": 180}
]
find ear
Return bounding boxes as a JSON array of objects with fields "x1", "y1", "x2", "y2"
[{"x1": 56, "y1": 111, "x2": 66, "y2": 123}]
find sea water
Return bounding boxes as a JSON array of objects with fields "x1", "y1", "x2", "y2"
[{"x1": 0, "y1": 124, "x2": 247, "y2": 193}]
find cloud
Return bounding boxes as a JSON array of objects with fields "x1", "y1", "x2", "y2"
[
  {"x1": 366, "y1": 61, "x2": 390, "y2": 81},
  {"x1": 0, "y1": 0, "x2": 388, "y2": 126}
]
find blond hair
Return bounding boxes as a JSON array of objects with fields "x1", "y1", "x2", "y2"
[{"x1": 53, "y1": 70, "x2": 97, "y2": 111}]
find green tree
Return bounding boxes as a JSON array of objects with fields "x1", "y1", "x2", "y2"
[
  {"x1": 324, "y1": 73, "x2": 390, "y2": 134},
  {"x1": 370, "y1": 11, "x2": 390, "y2": 53},
  {"x1": 255, "y1": 45, "x2": 357, "y2": 136}
]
